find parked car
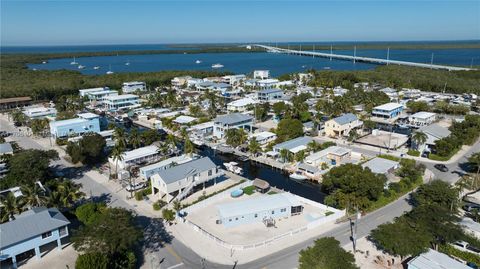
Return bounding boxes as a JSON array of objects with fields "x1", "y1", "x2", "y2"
[
  {"x1": 126, "y1": 182, "x2": 146, "y2": 192},
  {"x1": 463, "y1": 203, "x2": 480, "y2": 212},
  {"x1": 434, "y1": 164, "x2": 449, "y2": 172},
  {"x1": 421, "y1": 151, "x2": 429, "y2": 158},
  {"x1": 452, "y1": 241, "x2": 480, "y2": 254}
]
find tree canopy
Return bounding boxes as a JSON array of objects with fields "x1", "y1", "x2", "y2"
[
  {"x1": 275, "y1": 118, "x2": 304, "y2": 143},
  {"x1": 299, "y1": 237, "x2": 358, "y2": 269}
]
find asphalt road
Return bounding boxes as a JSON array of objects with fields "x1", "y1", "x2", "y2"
[{"x1": 2, "y1": 116, "x2": 478, "y2": 269}]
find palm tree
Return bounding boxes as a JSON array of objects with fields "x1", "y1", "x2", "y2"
[
  {"x1": 0, "y1": 193, "x2": 24, "y2": 222},
  {"x1": 20, "y1": 184, "x2": 48, "y2": 209},
  {"x1": 295, "y1": 150, "x2": 306, "y2": 162},
  {"x1": 184, "y1": 137, "x2": 194, "y2": 156},
  {"x1": 248, "y1": 138, "x2": 261, "y2": 157},
  {"x1": 412, "y1": 131, "x2": 428, "y2": 151},
  {"x1": 113, "y1": 127, "x2": 128, "y2": 149},
  {"x1": 280, "y1": 149, "x2": 289, "y2": 163},
  {"x1": 57, "y1": 180, "x2": 85, "y2": 209},
  {"x1": 166, "y1": 134, "x2": 177, "y2": 150},
  {"x1": 110, "y1": 145, "x2": 124, "y2": 179},
  {"x1": 468, "y1": 152, "x2": 480, "y2": 189},
  {"x1": 307, "y1": 140, "x2": 320, "y2": 152},
  {"x1": 129, "y1": 128, "x2": 142, "y2": 149}
]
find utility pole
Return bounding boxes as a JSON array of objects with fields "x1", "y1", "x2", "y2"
[
  {"x1": 386, "y1": 47, "x2": 390, "y2": 65},
  {"x1": 351, "y1": 207, "x2": 360, "y2": 253}
]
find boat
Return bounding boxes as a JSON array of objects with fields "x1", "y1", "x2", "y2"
[
  {"x1": 212, "y1": 63, "x2": 224, "y2": 69},
  {"x1": 78, "y1": 65, "x2": 86, "y2": 69},
  {"x1": 223, "y1": 162, "x2": 243, "y2": 175},
  {"x1": 289, "y1": 170, "x2": 307, "y2": 181},
  {"x1": 42, "y1": 61, "x2": 47, "y2": 64},
  {"x1": 125, "y1": 59, "x2": 130, "y2": 66},
  {"x1": 106, "y1": 71, "x2": 114, "y2": 75},
  {"x1": 93, "y1": 66, "x2": 100, "y2": 70},
  {"x1": 195, "y1": 60, "x2": 202, "y2": 64},
  {"x1": 323, "y1": 67, "x2": 331, "y2": 70},
  {"x1": 70, "y1": 57, "x2": 78, "y2": 65},
  {"x1": 106, "y1": 64, "x2": 114, "y2": 75}
]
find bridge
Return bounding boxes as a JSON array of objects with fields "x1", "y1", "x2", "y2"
[{"x1": 253, "y1": 44, "x2": 475, "y2": 71}]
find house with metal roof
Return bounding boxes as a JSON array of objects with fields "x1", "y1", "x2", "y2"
[
  {"x1": 0, "y1": 207, "x2": 70, "y2": 268},
  {"x1": 415, "y1": 123, "x2": 452, "y2": 153},
  {"x1": 304, "y1": 146, "x2": 352, "y2": 167},
  {"x1": 140, "y1": 154, "x2": 195, "y2": 180},
  {"x1": 150, "y1": 157, "x2": 224, "y2": 202},
  {"x1": 108, "y1": 145, "x2": 161, "y2": 170},
  {"x1": 256, "y1": 88, "x2": 284, "y2": 102},
  {"x1": 216, "y1": 193, "x2": 303, "y2": 228},
  {"x1": 0, "y1": 142, "x2": 14, "y2": 155},
  {"x1": 325, "y1": 113, "x2": 363, "y2": 138},
  {"x1": 213, "y1": 113, "x2": 254, "y2": 139},
  {"x1": 372, "y1": 103, "x2": 404, "y2": 119},
  {"x1": 227, "y1": 97, "x2": 258, "y2": 112},
  {"x1": 407, "y1": 249, "x2": 470, "y2": 269},
  {"x1": 362, "y1": 157, "x2": 399, "y2": 175},
  {"x1": 273, "y1": 137, "x2": 313, "y2": 154},
  {"x1": 49, "y1": 112, "x2": 101, "y2": 139}
]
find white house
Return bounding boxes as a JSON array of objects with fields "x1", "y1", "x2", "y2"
[
  {"x1": 253, "y1": 70, "x2": 270, "y2": 79},
  {"x1": 227, "y1": 98, "x2": 258, "y2": 112},
  {"x1": 362, "y1": 157, "x2": 399, "y2": 175},
  {"x1": 249, "y1": 131, "x2": 277, "y2": 145},
  {"x1": 171, "y1": 76, "x2": 192, "y2": 87},
  {"x1": 372, "y1": 103, "x2": 404, "y2": 119},
  {"x1": 122, "y1": 81, "x2": 147, "y2": 93},
  {"x1": 213, "y1": 113, "x2": 254, "y2": 139},
  {"x1": 223, "y1": 74, "x2": 246, "y2": 85},
  {"x1": 108, "y1": 145, "x2": 161, "y2": 171},
  {"x1": 23, "y1": 106, "x2": 57, "y2": 120},
  {"x1": 273, "y1": 137, "x2": 313, "y2": 155},
  {"x1": 173, "y1": 115, "x2": 197, "y2": 125},
  {"x1": 304, "y1": 146, "x2": 352, "y2": 167},
  {"x1": 84, "y1": 89, "x2": 118, "y2": 106},
  {"x1": 408, "y1": 112, "x2": 436, "y2": 127},
  {"x1": 256, "y1": 79, "x2": 279, "y2": 90},
  {"x1": 140, "y1": 154, "x2": 195, "y2": 180},
  {"x1": 79, "y1": 87, "x2": 110, "y2": 97},
  {"x1": 104, "y1": 94, "x2": 140, "y2": 111}
]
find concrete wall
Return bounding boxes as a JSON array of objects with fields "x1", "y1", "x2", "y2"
[{"x1": 220, "y1": 206, "x2": 291, "y2": 228}]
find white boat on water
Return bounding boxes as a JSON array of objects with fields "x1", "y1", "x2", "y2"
[
  {"x1": 323, "y1": 67, "x2": 331, "y2": 70},
  {"x1": 70, "y1": 57, "x2": 78, "y2": 65},
  {"x1": 106, "y1": 64, "x2": 114, "y2": 74},
  {"x1": 212, "y1": 63, "x2": 224, "y2": 69},
  {"x1": 42, "y1": 61, "x2": 47, "y2": 64},
  {"x1": 289, "y1": 170, "x2": 307, "y2": 181},
  {"x1": 78, "y1": 65, "x2": 86, "y2": 69},
  {"x1": 195, "y1": 60, "x2": 202, "y2": 64},
  {"x1": 106, "y1": 71, "x2": 114, "y2": 75},
  {"x1": 224, "y1": 162, "x2": 243, "y2": 175},
  {"x1": 93, "y1": 66, "x2": 100, "y2": 70},
  {"x1": 125, "y1": 59, "x2": 130, "y2": 66}
]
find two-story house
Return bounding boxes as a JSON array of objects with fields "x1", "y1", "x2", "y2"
[
  {"x1": 324, "y1": 113, "x2": 363, "y2": 138},
  {"x1": 213, "y1": 113, "x2": 254, "y2": 139},
  {"x1": 49, "y1": 112, "x2": 101, "y2": 139}
]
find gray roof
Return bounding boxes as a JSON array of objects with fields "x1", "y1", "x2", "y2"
[
  {"x1": 362, "y1": 157, "x2": 399, "y2": 174},
  {"x1": 158, "y1": 157, "x2": 217, "y2": 184},
  {"x1": 332, "y1": 113, "x2": 358, "y2": 125},
  {"x1": 258, "y1": 88, "x2": 283, "y2": 94},
  {"x1": 214, "y1": 113, "x2": 254, "y2": 125},
  {"x1": 418, "y1": 124, "x2": 451, "y2": 139},
  {"x1": 407, "y1": 249, "x2": 470, "y2": 269},
  {"x1": 0, "y1": 143, "x2": 13, "y2": 154},
  {"x1": 274, "y1": 136, "x2": 313, "y2": 151},
  {"x1": 0, "y1": 207, "x2": 70, "y2": 249}
]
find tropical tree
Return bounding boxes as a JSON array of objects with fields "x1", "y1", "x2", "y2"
[
  {"x1": 307, "y1": 140, "x2": 321, "y2": 152},
  {"x1": 57, "y1": 180, "x2": 85, "y2": 209},
  {"x1": 0, "y1": 192, "x2": 24, "y2": 222},
  {"x1": 113, "y1": 127, "x2": 128, "y2": 149},
  {"x1": 468, "y1": 152, "x2": 480, "y2": 180},
  {"x1": 225, "y1": 128, "x2": 247, "y2": 148},
  {"x1": 299, "y1": 237, "x2": 358, "y2": 269},
  {"x1": 11, "y1": 109, "x2": 26, "y2": 125},
  {"x1": 128, "y1": 128, "x2": 142, "y2": 149},
  {"x1": 166, "y1": 134, "x2": 177, "y2": 150},
  {"x1": 30, "y1": 118, "x2": 49, "y2": 136},
  {"x1": 110, "y1": 145, "x2": 124, "y2": 178},
  {"x1": 295, "y1": 150, "x2": 306, "y2": 162},
  {"x1": 412, "y1": 131, "x2": 428, "y2": 150},
  {"x1": 184, "y1": 137, "x2": 194, "y2": 156},
  {"x1": 21, "y1": 184, "x2": 48, "y2": 209},
  {"x1": 248, "y1": 138, "x2": 261, "y2": 157},
  {"x1": 280, "y1": 149, "x2": 290, "y2": 163},
  {"x1": 347, "y1": 129, "x2": 359, "y2": 142}
]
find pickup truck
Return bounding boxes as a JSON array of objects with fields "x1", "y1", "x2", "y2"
[{"x1": 452, "y1": 241, "x2": 480, "y2": 255}]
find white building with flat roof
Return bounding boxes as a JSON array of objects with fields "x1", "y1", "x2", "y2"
[
  {"x1": 304, "y1": 146, "x2": 352, "y2": 167},
  {"x1": 122, "y1": 81, "x2": 146, "y2": 93},
  {"x1": 213, "y1": 113, "x2": 254, "y2": 139},
  {"x1": 108, "y1": 145, "x2": 161, "y2": 170},
  {"x1": 256, "y1": 79, "x2": 279, "y2": 90},
  {"x1": 253, "y1": 70, "x2": 270, "y2": 79},
  {"x1": 85, "y1": 89, "x2": 118, "y2": 106},
  {"x1": 227, "y1": 98, "x2": 258, "y2": 112},
  {"x1": 79, "y1": 87, "x2": 110, "y2": 97},
  {"x1": 249, "y1": 131, "x2": 277, "y2": 145},
  {"x1": 104, "y1": 94, "x2": 140, "y2": 111},
  {"x1": 23, "y1": 106, "x2": 57, "y2": 119},
  {"x1": 408, "y1": 112, "x2": 436, "y2": 127}
]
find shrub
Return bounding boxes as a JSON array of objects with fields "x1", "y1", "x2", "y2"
[
  {"x1": 377, "y1": 154, "x2": 401, "y2": 162},
  {"x1": 162, "y1": 209, "x2": 175, "y2": 222},
  {"x1": 153, "y1": 200, "x2": 166, "y2": 211},
  {"x1": 75, "y1": 252, "x2": 109, "y2": 269},
  {"x1": 134, "y1": 191, "x2": 143, "y2": 201},
  {"x1": 407, "y1": 149, "x2": 420, "y2": 157},
  {"x1": 242, "y1": 185, "x2": 256, "y2": 195}
]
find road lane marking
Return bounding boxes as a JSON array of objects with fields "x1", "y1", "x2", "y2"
[{"x1": 167, "y1": 263, "x2": 184, "y2": 269}]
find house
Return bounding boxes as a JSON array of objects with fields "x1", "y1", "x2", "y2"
[
  {"x1": 253, "y1": 70, "x2": 270, "y2": 79},
  {"x1": 362, "y1": 157, "x2": 399, "y2": 175},
  {"x1": 216, "y1": 192, "x2": 303, "y2": 228},
  {"x1": 79, "y1": 87, "x2": 110, "y2": 97},
  {"x1": 104, "y1": 94, "x2": 140, "y2": 111},
  {"x1": 407, "y1": 249, "x2": 470, "y2": 269},
  {"x1": 460, "y1": 217, "x2": 480, "y2": 239},
  {"x1": 227, "y1": 98, "x2": 258, "y2": 112},
  {"x1": 150, "y1": 157, "x2": 224, "y2": 201},
  {"x1": 0, "y1": 142, "x2": 14, "y2": 155},
  {"x1": 213, "y1": 113, "x2": 254, "y2": 139},
  {"x1": 140, "y1": 154, "x2": 195, "y2": 180},
  {"x1": 188, "y1": 121, "x2": 214, "y2": 139},
  {"x1": 0, "y1": 97, "x2": 32, "y2": 111},
  {"x1": 122, "y1": 81, "x2": 147, "y2": 93},
  {"x1": 173, "y1": 115, "x2": 197, "y2": 125},
  {"x1": 372, "y1": 103, "x2": 404, "y2": 119},
  {"x1": 256, "y1": 79, "x2": 279, "y2": 90},
  {"x1": 223, "y1": 74, "x2": 246, "y2": 85},
  {"x1": 23, "y1": 106, "x2": 57, "y2": 120},
  {"x1": 408, "y1": 112, "x2": 437, "y2": 127},
  {"x1": 195, "y1": 81, "x2": 215, "y2": 91},
  {"x1": 209, "y1": 83, "x2": 231, "y2": 93},
  {"x1": 415, "y1": 123, "x2": 451, "y2": 153},
  {"x1": 249, "y1": 131, "x2": 277, "y2": 145},
  {"x1": 84, "y1": 89, "x2": 118, "y2": 106},
  {"x1": 186, "y1": 78, "x2": 203, "y2": 88},
  {"x1": 0, "y1": 207, "x2": 70, "y2": 269},
  {"x1": 252, "y1": 178, "x2": 270, "y2": 193},
  {"x1": 49, "y1": 112, "x2": 100, "y2": 139},
  {"x1": 257, "y1": 88, "x2": 284, "y2": 102},
  {"x1": 325, "y1": 113, "x2": 363, "y2": 138},
  {"x1": 171, "y1": 76, "x2": 192, "y2": 87},
  {"x1": 108, "y1": 145, "x2": 161, "y2": 170},
  {"x1": 273, "y1": 137, "x2": 313, "y2": 155},
  {"x1": 304, "y1": 146, "x2": 352, "y2": 167}
]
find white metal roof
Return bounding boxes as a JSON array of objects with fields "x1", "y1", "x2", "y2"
[
  {"x1": 173, "y1": 115, "x2": 197, "y2": 124},
  {"x1": 410, "y1": 111, "x2": 436, "y2": 119},
  {"x1": 105, "y1": 94, "x2": 138, "y2": 101},
  {"x1": 122, "y1": 145, "x2": 158, "y2": 162},
  {"x1": 373, "y1": 102, "x2": 403, "y2": 111},
  {"x1": 362, "y1": 157, "x2": 399, "y2": 174},
  {"x1": 407, "y1": 249, "x2": 470, "y2": 269},
  {"x1": 228, "y1": 97, "x2": 258, "y2": 107}
]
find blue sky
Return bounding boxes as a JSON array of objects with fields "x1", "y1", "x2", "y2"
[{"x1": 1, "y1": 0, "x2": 479, "y2": 46}]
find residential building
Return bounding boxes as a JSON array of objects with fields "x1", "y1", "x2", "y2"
[
  {"x1": 257, "y1": 88, "x2": 284, "y2": 102},
  {"x1": 223, "y1": 74, "x2": 246, "y2": 85},
  {"x1": 362, "y1": 157, "x2": 399, "y2": 175},
  {"x1": 216, "y1": 192, "x2": 303, "y2": 228},
  {"x1": 0, "y1": 97, "x2": 32, "y2": 111},
  {"x1": 79, "y1": 87, "x2": 110, "y2": 97},
  {"x1": 249, "y1": 131, "x2": 277, "y2": 145},
  {"x1": 171, "y1": 76, "x2": 192, "y2": 87},
  {"x1": 104, "y1": 94, "x2": 140, "y2": 111},
  {"x1": 325, "y1": 113, "x2": 363, "y2": 138},
  {"x1": 213, "y1": 113, "x2": 254, "y2": 139},
  {"x1": 253, "y1": 70, "x2": 270, "y2": 79},
  {"x1": 372, "y1": 103, "x2": 404, "y2": 119},
  {"x1": 209, "y1": 83, "x2": 231, "y2": 93},
  {"x1": 186, "y1": 78, "x2": 203, "y2": 88},
  {"x1": 407, "y1": 249, "x2": 470, "y2": 269},
  {"x1": 140, "y1": 154, "x2": 195, "y2": 180},
  {"x1": 256, "y1": 79, "x2": 279, "y2": 90},
  {"x1": 173, "y1": 115, "x2": 197, "y2": 125},
  {"x1": 304, "y1": 146, "x2": 352, "y2": 166},
  {"x1": 23, "y1": 106, "x2": 57, "y2": 120},
  {"x1": 0, "y1": 207, "x2": 70, "y2": 269},
  {"x1": 460, "y1": 217, "x2": 480, "y2": 239},
  {"x1": 49, "y1": 112, "x2": 100, "y2": 139},
  {"x1": 0, "y1": 142, "x2": 14, "y2": 155},
  {"x1": 108, "y1": 145, "x2": 161, "y2": 170},
  {"x1": 408, "y1": 112, "x2": 437, "y2": 127},
  {"x1": 273, "y1": 137, "x2": 313, "y2": 154},
  {"x1": 150, "y1": 157, "x2": 224, "y2": 201},
  {"x1": 415, "y1": 123, "x2": 451, "y2": 153},
  {"x1": 122, "y1": 81, "x2": 147, "y2": 93},
  {"x1": 188, "y1": 121, "x2": 214, "y2": 137},
  {"x1": 84, "y1": 89, "x2": 118, "y2": 106},
  {"x1": 227, "y1": 97, "x2": 258, "y2": 112}
]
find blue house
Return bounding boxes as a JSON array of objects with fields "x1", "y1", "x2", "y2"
[
  {"x1": 372, "y1": 103, "x2": 404, "y2": 119},
  {"x1": 257, "y1": 88, "x2": 284, "y2": 102},
  {"x1": 0, "y1": 207, "x2": 70, "y2": 268},
  {"x1": 49, "y1": 112, "x2": 101, "y2": 138}
]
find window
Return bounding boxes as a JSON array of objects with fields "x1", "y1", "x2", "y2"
[
  {"x1": 41, "y1": 231, "x2": 52, "y2": 239},
  {"x1": 229, "y1": 219, "x2": 232, "y2": 222},
  {"x1": 254, "y1": 214, "x2": 258, "y2": 218},
  {"x1": 208, "y1": 170, "x2": 212, "y2": 176},
  {"x1": 235, "y1": 217, "x2": 238, "y2": 220},
  {"x1": 271, "y1": 210, "x2": 275, "y2": 214},
  {"x1": 59, "y1": 226, "x2": 67, "y2": 236},
  {"x1": 281, "y1": 208, "x2": 286, "y2": 212}
]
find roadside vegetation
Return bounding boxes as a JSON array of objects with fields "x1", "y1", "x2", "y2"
[{"x1": 298, "y1": 237, "x2": 358, "y2": 269}]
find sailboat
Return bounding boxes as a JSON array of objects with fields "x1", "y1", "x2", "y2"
[
  {"x1": 106, "y1": 64, "x2": 114, "y2": 75},
  {"x1": 125, "y1": 59, "x2": 130, "y2": 66},
  {"x1": 78, "y1": 65, "x2": 86, "y2": 69},
  {"x1": 93, "y1": 66, "x2": 100, "y2": 70},
  {"x1": 70, "y1": 57, "x2": 78, "y2": 65},
  {"x1": 195, "y1": 60, "x2": 202, "y2": 64}
]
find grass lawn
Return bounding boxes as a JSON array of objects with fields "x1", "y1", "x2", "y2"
[
  {"x1": 267, "y1": 191, "x2": 278, "y2": 195},
  {"x1": 242, "y1": 185, "x2": 256, "y2": 195}
]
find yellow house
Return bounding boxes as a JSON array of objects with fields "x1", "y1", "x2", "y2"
[{"x1": 325, "y1": 113, "x2": 362, "y2": 138}]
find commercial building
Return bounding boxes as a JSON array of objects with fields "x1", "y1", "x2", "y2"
[
  {"x1": 104, "y1": 94, "x2": 140, "y2": 111},
  {"x1": 49, "y1": 112, "x2": 100, "y2": 139},
  {"x1": 22, "y1": 106, "x2": 57, "y2": 120},
  {"x1": 227, "y1": 97, "x2": 258, "y2": 112},
  {"x1": 216, "y1": 193, "x2": 303, "y2": 228},
  {"x1": 372, "y1": 103, "x2": 404, "y2": 119},
  {"x1": 150, "y1": 157, "x2": 224, "y2": 201},
  {"x1": 140, "y1": 154, "x2": 195, "y2": 180},
  {"x1": 256, "y1": 88, "x2": 284, "y2": 102},
  {"x1": 108, "y1": 145, "x2": 161, "y2": 170},
  {"x1": 407, "y1": 249, "x2": 470, "y2": 269},
  {"x1": 324, "y1": 113, "x2": 363, "y2": 138},
  {"x1": 408, "y1": 112, "x2": 437, "y2": 127},
  {"x1": 213, "y1": 113, "x2": 254, "y2": 139},
  {"x1": 122, "y1": 81, "x2": 147, "y2": 93},
  {"x1": 273, "y1": 137, "x2": 313, "y2": 154},
  {"x1": 0, "y1": 207, "x2": 70, "y2": 269}
]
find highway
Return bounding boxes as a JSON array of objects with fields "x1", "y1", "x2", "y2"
[{"x1": 253, "y1": 44, "x2": 476, "y2": 72}]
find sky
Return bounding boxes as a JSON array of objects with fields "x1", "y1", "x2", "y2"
[{"x1": 1, "y1": 0, "x2": 479, "y2": 46}]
